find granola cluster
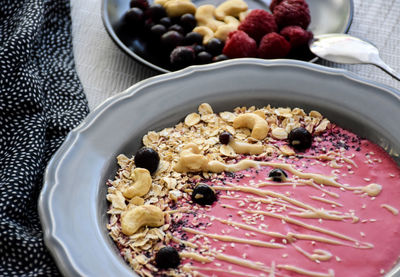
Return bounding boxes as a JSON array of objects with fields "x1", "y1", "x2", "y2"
[{"x1": 106, "y1": 103, "x2": 330, "y2": 276}]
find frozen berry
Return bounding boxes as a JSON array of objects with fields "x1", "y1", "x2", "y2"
[
  {"x1": 147, "y1": 4, "x2": 167, "y2": 21},
  {"x1": 196, "y1": 51, "x2": 213, "y2": 64},
  {"x1": 130, "y1": 0, "x2": 149, "y2": 10},
  {"x1": 258, "y1": 32, "x2": 291, "y2": 59},
  {"x1": 269, "y1": 168, "x2": 288, "y2": 182},
  {"x1": 150, "y1": 24, "x2": 167, "y2": 38},
  {"x1": 159, "y1": 16, "x2": 172, "y2": 27},
  {"x1": 273, "y1": 0, "x2": 311, "y2": 29},
  {"x1": 206, "y1": 38, "x2": 224, "y2": 56},
  {"x1": 219, "y1": 131, "x2": 232, "y2": 145},
  {"x1": 270, "y1": 0, "x2": 306, "y2": 12},
  {"x1": 288, "y1": 127, "x2": 312, "y2": 150},
  {"x1": 184, "y1": 32, "x2": 203, "y2": 45},
  {"x1": 180, "y1": 13, "x2": 197, "y2": 32},
  {"x1": 170, "y1": 46, "x2": 195, "y2": 69},
  {"x1": 192, "y1": 184, "x2": 216, "y2": 205},
  {"x1": 238, "y1": 9, "x2": 278, "y2": 42},
  {"x1": 134, "y1": 147, "x2": 160, "y2": 174},
  {"x1": 280, "y1": 25, "x2": 313, "y2": 49},
  {"x1": 169, "y1": 24, "x2": 184, "y2": 34},
  {"x1": 193, "y1": 44, "x2": 205, "y2": 54},
  {"x1": 212, "y1": 54, "x2": 229, "y2": 62},
  {"x1": 161, "y1": 31, "x2": 184, "y2": 49},
  {"x1": 122, "y1": 8, "x2": 144, "y2": 26},
  {"x1": 223, "y1": 31, "x2": 257, "y2": 58},
  {"x1": 155, "y1": 246, "x2": 180, "y2": 269}
]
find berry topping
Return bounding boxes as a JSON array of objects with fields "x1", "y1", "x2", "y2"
[
  {"x1": 288, "y1": 127, "x2": 312, "y2": 150},
  {"x1": 170, "y1": 46, "x2": 195, "y2": 69},
  {"x1": 196, "y1": 51, "x2": 213, "y2": 64},
  {"x1": 150, "y1": 24, "x2": 167, "y2": 39},
  {"x1": 159, "y1": 16, "x2": 172, "y2": 27},
  {"x1": 273, "y1": 0, "x2": 311, "y2": 29},
  {"x1": 130, "y1": 0, "x2": 149, "y2": 10},
  {"x1": 238, "y1": 9, "x2": 278, "y2": 42},
  {"x1": 180, "y1": 13, "x2": 197, "y2": 32},
  {"x1": 147, "y1": 4, "x2": 167, "y2": 21},
  {"x1": 161, "y1": 30, "x2": 184, "y2": 49},
  {"x1": 122, "y1": 8, "x2": 144, "y2": 26},
  {"x1": 269, "y1": 168, "x2": 288, "y2": 182},
  {"x1": 192, "y1": 184, "x2": 216, "y2": 206},
  {"x1": 134, "y1": 147, "x2": 160, "y2": 174},
  {"x1": 219, "y1": 131, "x2": 232, "y2": 145},
  {"x1": 280, "y1": 25, "x2": 313, "y2": 49},
  {"x1": 184, "y1": 32, "x2": 203, "y2": 45},
  {"x1": 212, "y1": 54, "x2": 228, "y2": 62},
  {"x1": 205, "y1": 38, "x2": 224, "y2": 56},
  {"x1": 155, "y1": 246, "x2": 181, "y2": 269},
  {"x1": 270, "y1": 0, "x2": 307, "y2": 12},
  {"x1": 169, "y1": 24, "x2": 185, "y2": 34},
  {"x1": 193, "y1": 44, "x2": 205, "y2": 54},
  {"x1": 223, "y1": 30, "x2": 257, "y2": 59},
  {"x1": 258, "y1": 32, "x2": 291, "y2": 59}
]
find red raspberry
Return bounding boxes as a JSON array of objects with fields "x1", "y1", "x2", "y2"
[
  {"x1": 273, "y1": 0, "x2": 311, "y2": 29},
  {"x1": 280, "y1": 26, "x2": 313, "y2": 48},
  {"x1": 270, "y1": 0, "x2": 307, "y2": 12},
  {"x1": 238, "y1": 9, "x2": 278, "y2": 42},
  {"x1": 223, "y1": 31, "x2": 257, "y2": 59},
  {"x1": 258, "y1": 32, "x2": 291, "y2": 59}
]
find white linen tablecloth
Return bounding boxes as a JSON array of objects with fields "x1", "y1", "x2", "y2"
[{"x1": 71, "y1": 0, "x2": 400, "y2": 110}]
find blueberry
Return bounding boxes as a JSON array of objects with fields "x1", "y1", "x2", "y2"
[
  {"x1": 150, "y1": 24, "x2": 167, "y2": 39},
  {"x1": 147, "y1": 4, "x2": 167, "y2": 21},
  {"x1": 180, "y1": 13, "x2": 197, "y2": 32},
  {"x1": 268, "y1": 168, "x2": 288, "y2": 182},
  {"x1": 219, "y1": 131, "x2": 232, "y2": 145},
  {"x1": 206, "y1": 38, "x2": 224, "y2": 56},
  {"x1": 155, "y1": 246, "x2": 180, "y2": 269},
  {"x1": 212, "y1": 54, "x2": 229, "y2": 62},
  {"x1": 193, "y1": 44, "x2": 205, "y2": 54},
  {"x1": 122, "y1": 8, "x2": 144, "y2": 26},
  {"x1": 192, "y1": 184, "x2": 216, "y2": 206},
  {"x1": 170, "y1": 46, "x2": 195, "y2": 69},
  {"x1": 134, "y1": 147, "x2": 160, "y2": 174},
  {"x1": 169, "y1": 24, "x2": 184, "y2": 34},
  {"x1": 159, "y1": 16, "x2": 172, "y2": 27},
  {"x1": 184, "y1": 32, "x2": 203, "y2": 45},
  {"x1": 196, "y1": 51, "x2": 213, "y2": 64},
  {"x1": 161, "y1": 31, "x2": 184, "y2": 50},
  {"x1": 288, "y1": 127, "x2": 312, "y2": 150},
  {"x1": 130, "y1": 0, "x2": 149, "y2": 10}
]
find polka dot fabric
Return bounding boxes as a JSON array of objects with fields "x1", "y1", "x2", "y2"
[{"x1": 0, "y1": 0, "x2": 89, "y2": 276}]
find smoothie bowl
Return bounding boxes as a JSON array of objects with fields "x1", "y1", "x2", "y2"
[{"x1": 39, "y1": 59, "x2": 400, "y2": 277}]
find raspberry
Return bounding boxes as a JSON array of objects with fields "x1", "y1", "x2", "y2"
[
  {"x1": 270, "y1": 0, "x2": 308, "y2": 12},
  {"x1": 222, "y1": 31, "x2": 257, "y2": 59},
  {"x1": 280, "y1": 26, "x2": 313, "y2": 48},
  {"x1": 273, "y1": 0, "x2": 311, "y2": 29},
  {"x1": 238, "y1": 9, "x2": 277, "y2": 42},
  {"x1": 258, "y1": 32, "x2": 291, "y2": 59}
]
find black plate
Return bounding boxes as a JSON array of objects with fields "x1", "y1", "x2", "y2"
[{"x1": 101, "y1": 0, "x2": 354, "y2": 73}]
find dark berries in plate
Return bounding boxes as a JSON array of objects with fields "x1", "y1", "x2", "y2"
[
  {"x1": 196, "y1": 51, "x2": 213, "y2": 64},
  {"x1": 169, "y1": 24, "x2": 185, "y2": 34},
  {"x1": 205, "y1": 38, "x2": 224, "y2": 56},
  {"x1": 184, "y1": 32, "x2": 203, "y2": 45},
  {"x1": 147, "y1": 4, "x2": 167, "y2": 21},
  {"x1": 155, "y1": 246, "x2": 180, "y2": 269},
  {"x1": 150, "y1": 24, "x2": 167, "y2": 39},
  {"x1": 180, "y1": 13, "x2": 197, "y2": 32},
  {"x1": 130, "y1": 0, "x2": 149, "y2": 10},
  {"x1": 213, "y1": 54, "x2": 228, "y2": 62},
  {"x1": 134, "y1": 147, "x2": 160, "y2": 174},
  {"x1": 159, "y1": 16, "x2": 172, "y2": 27},
  {"x1": 288, "y1": 127, "x2": 312, "y2": 150},
  {"x1": 193, "y1": 44, "x2": 205, "y2": 54},
  {"x1": 219, "y1": 131, "x2": 232, "y2": 145},
  {"x1": 122, "y1": 8, "x2": 144, "y2": 26},
  {"x1": 269, "y1": 168, "x2": 288, "y2": 182},
  {"x1": 161, "y1": 31, "x2": 184, "y2": 49},
  {"x1": 192, "y1": 184, "x2": 216, "y2": 206},
  {"x1": 170, "y1": 46, "x2": 195, "y2": 68}
]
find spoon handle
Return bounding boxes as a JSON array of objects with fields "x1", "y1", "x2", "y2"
[{"x1": 371, "y1": 56, "x2": 400, "y2": 81}]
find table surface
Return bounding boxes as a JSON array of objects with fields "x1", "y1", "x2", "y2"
[{"x1": 70, "y1": 0, "x2": 400, "y2": 111}]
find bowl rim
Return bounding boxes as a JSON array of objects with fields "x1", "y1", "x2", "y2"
[
  {"x1": 100, "y1": 0, "x2": 355, "y2": 73},
  {"x1": 39, "y1": 59, "x2": 400, "y2": 277}
]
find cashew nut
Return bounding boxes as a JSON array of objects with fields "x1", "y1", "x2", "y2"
[
  {"x1": 123, "y1": 168, "x2": 152, "y2": 198},
  {"x1": 193, "y1": 26, "x2": 214, "y2": 44},
  {"x1": 121, "y1": 205, "x2": 165, "y2": 236},
  {"x1": 229, "y1": 139, "x2": 264, "y2": 155},
  {"x1": 239, "y1": 10, "x2": 251, "y2": 22},
  {"x1": 214, "y1": 16, "x2": 240, "y2": 41},
  {"x1": 195, "y1": 5, "x2": 225, "y2": 32},
  {"x1": 173, "y1": 143, "x2": 209, "y2": 172},
  {"x1": 214, "y1": 0, "x2": 248, "y2": 21},
  {"x1": 233, "y1": 113, "x2": 270, "y2": 140},
  {"x1": 164, "y1": 0, "x2": 196, "y2": 18}
]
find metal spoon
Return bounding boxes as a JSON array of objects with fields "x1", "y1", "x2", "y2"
[{"x1": 309, "y1": 33, "x2": 400, "y2": 81}]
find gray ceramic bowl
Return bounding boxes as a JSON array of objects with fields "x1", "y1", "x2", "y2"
[
  {"x1": 101, "y1": 0, "x2": 354, "y2": 72},
  {"x1": 39, "y1": 59, "x2": 400, "y2": 277}
]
